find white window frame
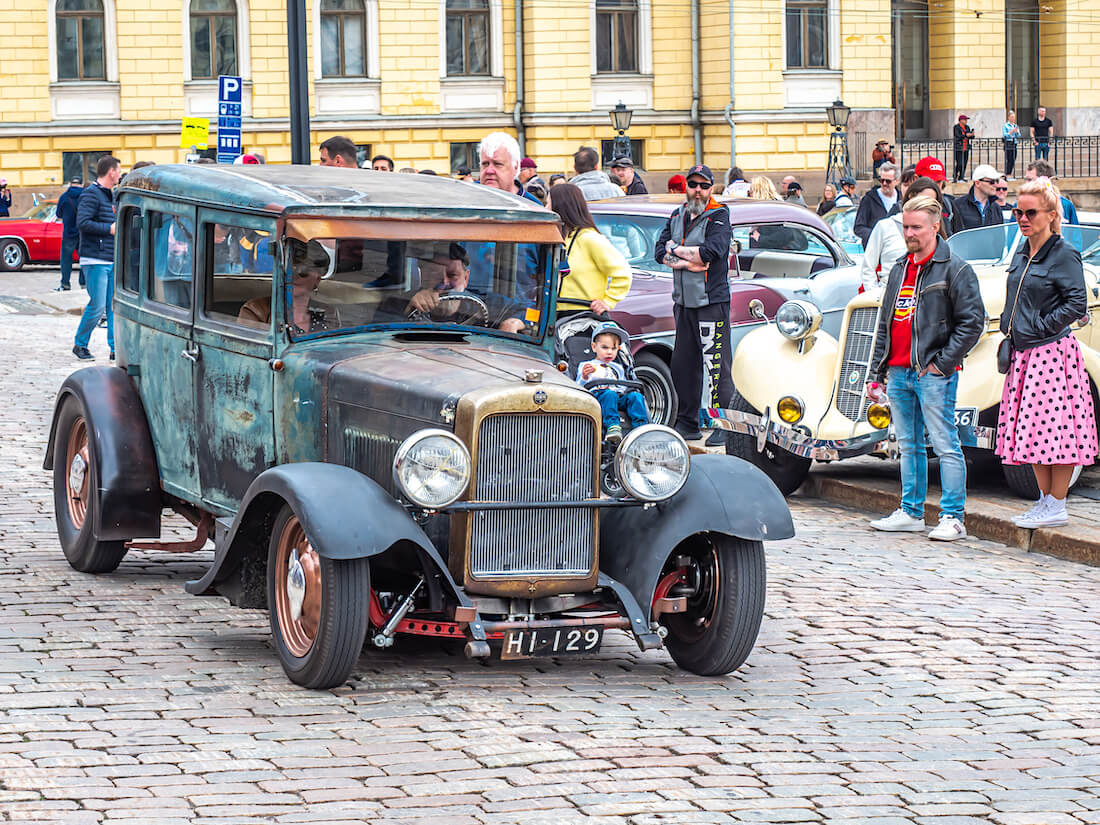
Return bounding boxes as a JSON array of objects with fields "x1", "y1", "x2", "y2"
[
  {"x1": 438, "y1": 0, "x2": 503, "y2": 79},
  {"x1": 781, "y1": 0, "x2": 841, "y2": 108},
  {"x1": 182, "y1": 0, "x2": 252, "y2": 83},
  {"x1": 47, "y1": 0, "x2": 118, "y2": 83},
  {"x1": 590, "y1": 0, "x2": 652, "y2": 77},
  {"x1": 313, "y1": 0, "x2": 380, "y2": 80},
  {"x1": 781, "y1": 0, "x2": 840, "y2": 72}
]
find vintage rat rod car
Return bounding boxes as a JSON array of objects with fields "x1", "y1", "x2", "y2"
[
  {"x1": 44, "y1": 165, "x2": 793, "y2": 689},
  {"x1": 719, "y1": 223, "x2": 1100, "y2": 499}
]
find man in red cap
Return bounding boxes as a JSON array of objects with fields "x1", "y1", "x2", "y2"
[
  {"x1": 952, "y1": 114, "x2": 975, "y2": 182},
  {"x1": 915, "y1": 155, "x2": 954, "y2": 234}
]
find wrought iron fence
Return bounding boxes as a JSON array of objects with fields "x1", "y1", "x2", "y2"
[
  {"x1": 898, "y1": 136, "x2": 1100, "y2": 179},
  {"x1": 848, "y1": 131, "x2": 872, "y2": 180}
]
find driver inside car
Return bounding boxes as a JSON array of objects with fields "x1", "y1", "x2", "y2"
[{"x1": 405, "y1": 242, "x2": 526, "y2": 333}]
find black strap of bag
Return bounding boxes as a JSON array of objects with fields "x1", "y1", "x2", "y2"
[{"x1": 998, "y1": 257, "x2": 1032, "y2": 373}]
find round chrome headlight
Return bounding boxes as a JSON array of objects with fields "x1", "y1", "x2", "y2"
[
  {"x1": 615, "y1": 425, "x2": 691, "y2": 502},
  {"x1": 393, "y1": 429, "x2": 471, "y2": 508},
  {"x1": 775, "y1": 299, "x2": 822, "y2": 341}
]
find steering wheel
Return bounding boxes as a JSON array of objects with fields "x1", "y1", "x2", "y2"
[{"x1": 407, "y1": 290, "x2": 490, "y2": 326}]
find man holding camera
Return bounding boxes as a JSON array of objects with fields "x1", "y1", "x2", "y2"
[{"x1": 873, "y1": 140, "x2": 896, "y2": 179}]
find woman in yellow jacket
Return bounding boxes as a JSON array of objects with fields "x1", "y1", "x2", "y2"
[{"x1": 548, "y1": 183, "x2": 632, "y2": 315}]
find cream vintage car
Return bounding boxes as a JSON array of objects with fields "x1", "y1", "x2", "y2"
[{"x1": 718, "y1": 223, "x2": 1100, "y2": 499}]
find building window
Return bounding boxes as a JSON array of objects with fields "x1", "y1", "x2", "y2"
[
  {"x1": 595, "y1": 0, "x2": 637, "y2": 74},
  {"x1": 56, "y1": 0, "x2": 106, "y2": 81},
  {"x1": 190, "y1": 0, "x2": 237, "y2": 79},
  {"x1": 450, "y1": 142, "x2": 480, "y2": 175},
  {"x1": 355, "y1": 144, "x2": 372, "y2": 168},
  {"x1": 600, "y1": 139, "x2": 644, "y2": 168},
  {"x1": 446, "y1": 0, "x2": 490, "y2": 76},
  {"x1": 62, "y1": 150, "x2": 112, "y2": 184},
  {"x1": 321, "y1": 0, "x2": 367, "y2": 77},
  {"x1": 785, "y1": 0, "x2": 828, "y2": 69}
]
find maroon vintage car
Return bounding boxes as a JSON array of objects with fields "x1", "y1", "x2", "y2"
[
  {"x1": 0, "y1": 200, "x2": 78, "y2": 271},
  {"x1": 588, "y1": 195, "x2": 858, "y2": 426}
]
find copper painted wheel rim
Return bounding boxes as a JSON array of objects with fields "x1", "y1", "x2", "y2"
[
  {"x1": 65, "y1": 417, "x2": 90, "y2": 529},
  {"x1": 275, "y1": 515, "x2": 322, "y2": 658}
]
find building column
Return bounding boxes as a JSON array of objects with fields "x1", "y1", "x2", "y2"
[
  {"x1": 1039, "y1": 0, "x2": 1100, "y2": 135},
  {"x1": 928, "y1": 0, "x2": 1006, "y2": 140}
]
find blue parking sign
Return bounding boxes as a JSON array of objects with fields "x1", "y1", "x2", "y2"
[{"x1": 217, "y1": 75, "x2": 243, "y2": 164}]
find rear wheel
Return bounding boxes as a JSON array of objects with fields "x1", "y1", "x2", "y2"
[
  {"x1": 725, "y1": 390, "x2": 811, "y2": 495},
  {"x1": 634, "y1": 351, "x2": 677, "y2": 427},
  {"x1": 267, "y1": 504, "x2": 370, "y2": 689},
  {"x1": 52, "y1": 396, "x2": 127, "y2": 573},
  {"x1": 1002, "y1": 462, "x2": 1082, "y2": 499},
  {"x1": 660, "y1": 534, "x2": 766, "y2": 676},
  {"x1": 0, "y1": 240, "x2": 26, "y2": 272}
]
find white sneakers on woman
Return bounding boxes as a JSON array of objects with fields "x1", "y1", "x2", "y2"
[{"x1": 1013, "y1": 495, "x2": 1069, "y2": 528}]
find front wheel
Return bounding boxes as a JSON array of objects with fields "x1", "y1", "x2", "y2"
[
  {"x1": 0, "y1": 240, "x2": 25, "y2": 272},
  {"x1": 660, "y1": 534, "x2": 766, "y2": 676},
  {"x1": 267, "y1": 505, "x2": 370, "y2": 689},
  {"x1": 725, "y1": 390, "x2": 811, "y2": 495},
  {"x1": 634, "y1": 351, "x2": 677, "y2": 427},
  {"x1": 52, "y1": 396, "x2": 127, "y2": 573}
]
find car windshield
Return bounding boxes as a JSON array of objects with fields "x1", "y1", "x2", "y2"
[
  {"x1": 24, "y1": 202, "x2": 56, "y2": 221},
  {"x1": 592, "y1": 213, "x2": 671, "y2": 273},
  {"x1": 823, "y1": 207, "x2": 858, "y2": 244},
  {"x1": 277, "y1": 236, "x2": 553, "y2": 341},
  {"x1": 949, "y1": 224, "x2": 1100, "y2": 266}
]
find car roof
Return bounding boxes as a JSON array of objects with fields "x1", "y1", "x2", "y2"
[
  {"x1": 119, "y1": 164, "x2": 556, "y2": 222},
  {"x1": 588, "y1": 194, "x2": 833, "y2": 234}
]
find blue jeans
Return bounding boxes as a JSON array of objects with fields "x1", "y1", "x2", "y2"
[
  {"x1": 592, "y1": 388, "x2": 649, "y2": 430},
  {"x1": 887, "y1": 366, "x2": 966, "y2": 520},
  {"x1": 1035, "y1": 139, "x2": 1050, "y2": 160},
  {"x1": 59, "y1": 236, "x2": 78, "y2": 288},
  {"x1": 74, "y1": 263, "x2": 114, "y2": 352}
]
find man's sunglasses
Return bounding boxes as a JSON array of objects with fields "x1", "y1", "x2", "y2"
[
  {"x1": 995, "y1": 186, "x2": 1009, "y2": 192},
  {"x1": 686, "y1": 179, "x2": 712, "y2": 189},
  {"x1": 1012, "y1": 207, "x2": 1048, "y2": 220},
  {"x1": 979, "y1": 178, "x2": 999, "y2": 185}
]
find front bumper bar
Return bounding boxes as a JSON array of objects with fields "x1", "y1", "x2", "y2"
[{"x1": 705, "y1": 407, "x2": 996, "y2": 461}]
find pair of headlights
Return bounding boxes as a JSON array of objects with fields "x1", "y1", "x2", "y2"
[{"x1": 392, "y1": 424, "x2": 691, "y2": 509}]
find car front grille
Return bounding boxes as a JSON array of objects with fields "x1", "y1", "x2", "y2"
[
  {"x1": 469, "y1": 413, "x2": 595, "y2": 578},
  {"x1": 834, "y1": 306, "x2": 881, "y2": 422}
]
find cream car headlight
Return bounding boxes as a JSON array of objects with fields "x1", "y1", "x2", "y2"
[
  {"x1": 393, "y1": 429, "x2": 470, "y2": 508},
  {"x1": 775, "y1": 299, "x2": 822, "y2": 341},
  {"x1": 615, "y1": 425, "x2": 691, "y2": 502}
]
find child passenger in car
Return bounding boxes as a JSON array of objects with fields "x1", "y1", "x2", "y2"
[{"x1": 576, "y1": 321, "x2": 649, "y2": 445}]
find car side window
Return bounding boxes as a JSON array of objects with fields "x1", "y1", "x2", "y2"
[
  {"x1": 203, "y1": 220, "x2": 275, "y2": 331},
  {"x1": 147, "y1": 212, "x2": 195, "y2": 310},
  {"x1": 119, "y1": 207, "x2": 141, "y2": 294}
]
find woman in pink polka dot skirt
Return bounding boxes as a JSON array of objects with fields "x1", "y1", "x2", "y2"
[{"x1": 996, "y1": 177, "x2": 1098, "y2": 528}]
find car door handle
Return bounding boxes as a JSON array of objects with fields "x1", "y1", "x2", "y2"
[{"x1": 181, "y1": 343, "x2": 200, "y2": 363}]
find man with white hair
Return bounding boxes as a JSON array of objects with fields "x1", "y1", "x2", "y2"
[{"x1": 478, "y1": 132, "x2": 541, "y2": 204}]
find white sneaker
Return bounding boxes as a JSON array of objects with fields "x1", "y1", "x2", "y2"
[
  {"x1": 1017, "y1": 496, "x2": 1069, "y2": 529},
  {"x1": 1012, "y1": 495, "x2": 1050, "y2": 527},
  {"x1": 929, "y1": 515, "x2": 967, "y2": 541},
  {"x1": 870, "y1": 508, "x2": 926, "y2": 532}
]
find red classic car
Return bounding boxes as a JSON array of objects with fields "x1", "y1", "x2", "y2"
[
  {"x1": 587, "y1": 195, "x2": 858, "y2": 426},
  {"x1": 0, "y1": 200, "x2": 78, "y2": 271}
]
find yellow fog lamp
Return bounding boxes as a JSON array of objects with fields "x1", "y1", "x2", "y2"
[
  {"x1": 776, "y1": 395, "x2": 804, "y2": 424},
  {"x1": 867, "y1": 402, "x2": 891, "y2": 430}
]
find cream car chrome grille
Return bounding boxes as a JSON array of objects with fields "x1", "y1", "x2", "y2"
[
  {"x1": 470, "y1": 413, "x2": 595, "y2": 578},
  {"x1": 835, "y1": 306, "x2": 880, "y2": 422}
]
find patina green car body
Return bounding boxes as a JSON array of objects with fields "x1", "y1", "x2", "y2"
[{"x1": 44, "y1": 165, "x2": 793, "y2": 689}]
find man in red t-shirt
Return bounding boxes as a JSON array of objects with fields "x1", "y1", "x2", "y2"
[{"x1": 865, "y1": 196, "x2": 984, "y2": 541}]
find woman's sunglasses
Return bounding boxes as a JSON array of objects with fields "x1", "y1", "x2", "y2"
[{"x1": 1012, "y1": 208, "x2": 1049, "y2": 220}]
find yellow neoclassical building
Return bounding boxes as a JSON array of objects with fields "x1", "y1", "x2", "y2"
[{"x1": 1, "y1": 0, "x2": 1098, "y2": 190}]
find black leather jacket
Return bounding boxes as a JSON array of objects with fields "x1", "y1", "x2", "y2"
[
  {"x1": 872, "y1": 236, "x2": 985, "y2": 381},
  {"x1": 1000, "y1": 233, "x2": 1086, "y2": 351}
]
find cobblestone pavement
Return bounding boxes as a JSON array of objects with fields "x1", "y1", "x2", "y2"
[{"x1": 3, "y1": 273, "x2": 1100, "y2": 824}]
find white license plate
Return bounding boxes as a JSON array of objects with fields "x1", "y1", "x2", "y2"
[{"x1": 500, "y1": 625, "x2": 604, "y2": 659}]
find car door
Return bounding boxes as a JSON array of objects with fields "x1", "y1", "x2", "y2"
[
  {"x1": 135, "y1": 204, "x2": 202, "y2": 502},
  {"x1": 193, "y1": 208, "x2": 277, "y2": 512}
]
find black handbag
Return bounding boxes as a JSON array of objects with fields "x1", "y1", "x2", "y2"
[{"x1": 998, "y1": 257, "x2": 1032, "y2": 374}]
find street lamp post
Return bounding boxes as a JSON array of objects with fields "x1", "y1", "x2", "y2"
[
  {"x1": 610, "y1": 101, "x2": 633, "y2": 162},
  {"x1": 287, "y1": 0, "x2": 310, "y2": 164},
  {"x1": 824, "y1": 98, "x2": 852, "y2": 188}
]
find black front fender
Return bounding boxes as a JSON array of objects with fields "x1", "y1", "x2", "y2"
[
  {"x1": 185, "y1": 463, "x2": 469, "y2": 608},
  {"x1": 599, "y1": 453, "x2": 794, "y2": 620},
  {"x1": 43, "y1": 367, "x2": 162, "y2": 542}
]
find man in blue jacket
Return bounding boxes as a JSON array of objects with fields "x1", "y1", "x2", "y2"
[
  {"x1": 54, "y1": 177, "x2": 83, "y2": 291},
  {"x1": 73, "y1": 155, "x2": 121, "y2": 360}
]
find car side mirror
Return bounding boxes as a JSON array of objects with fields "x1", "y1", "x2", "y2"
[{"x1": 748, "y1": 299, "x2": 767, "y2": 321}]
